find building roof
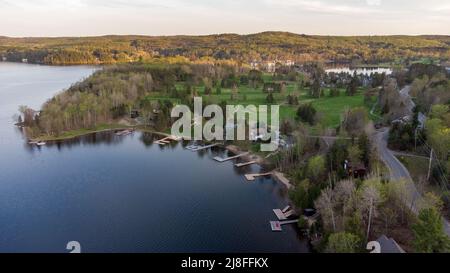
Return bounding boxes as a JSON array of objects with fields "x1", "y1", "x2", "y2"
[{"x1": 376, "y1": 235, "x2": 406, "y2": 253}]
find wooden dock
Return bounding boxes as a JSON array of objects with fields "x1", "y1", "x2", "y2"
[
  {"x1": 280, "y1": 219, "x2": 299, "y2": 225},
  {"x1": 273, "y1": 206, "x2": 294, "y2": 220},
  {"x1": 235, "y1": 160, "x2": 257, "y2": 168},
  {"x1": 282, "y1": 205, "x2": 291, "y2": 213},
  {"x1": 272, "y1": 171, "x2": 293, "y2": 189},
  {"x1": 270, "y1": 219, "x2": 299, "y2": 232},
  {"x1": 270, "y1": 221, "x2": 282, "y2": 232},
  {"x1": 244, "y1": 172, "x2": 272, "y2": 181},
  {"x1": 188, "y1": 143, "x2": 220, "y2": 152},
  {"x1": 214, "y1": 152, "x2": 249, "y2": 163},
  {"x1": 185, "y1": 144, "x2": 199, "y2": 150},
  {"x1": 273, "y1": 209, "x2": 287, "y2": 221},
  {"x1": 154, "y1": 135, "x2": 181, "y2": 145},
  {"x1": 115, "y1": 129, "x2": 134, "y2": 136}
]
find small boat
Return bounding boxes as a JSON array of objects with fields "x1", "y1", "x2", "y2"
[
  {"x1": 28, "y1": 141, "x2": 38, "y2": 145},
  {"x1": 36, "y1": 141, "x2": 46, "y2": 146}
]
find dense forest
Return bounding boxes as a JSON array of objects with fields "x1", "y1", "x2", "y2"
[{"x1": 1, "y1": 32, "x2": 450, "y2": 65}]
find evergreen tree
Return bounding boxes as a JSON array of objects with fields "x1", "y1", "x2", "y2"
[{"x1": 412, "y1": 208, "x2": 450, "y2": 253}]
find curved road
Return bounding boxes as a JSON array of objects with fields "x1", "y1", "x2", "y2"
[{"x1": 375, "y1": 128, "x2": 450, "y2": 237}]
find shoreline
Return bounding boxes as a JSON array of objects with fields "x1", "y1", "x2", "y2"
[
  {"x1": 27, "y1": 125, "x2": 169, "y2": 142},
  {"x1": 28, "y1": 125, "x2": 294, "y2": 191}
]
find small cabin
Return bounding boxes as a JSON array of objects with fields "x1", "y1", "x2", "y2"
[
  {"x1": 348, "y1": 163, "x2": 367, "y2": 179},
  {"x1": 345, "y1": 161, "x2": 367, "y2": 179},
  {"x1": 265, "y1": 62, "x2": 276, "y2": 73},
  {"x1": 285, "y1": 60, "x2": 295, "y2": 66},
  {"x1": 250, "y1": 61, "x2": 260, "y2": 70},
  {"x1": 263, "y1": 82, "x2": 283, "y2": 93}
]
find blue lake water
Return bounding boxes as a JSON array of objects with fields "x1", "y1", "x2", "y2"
[{"x1": 0, "y1": 62, "x2": 308, "y2": 253}]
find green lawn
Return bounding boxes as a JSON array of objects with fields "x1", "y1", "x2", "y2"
[{"x1": 145, "y1": 81, "x2": 370, "y2": 128}]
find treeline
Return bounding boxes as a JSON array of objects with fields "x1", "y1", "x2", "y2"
[
  {"x1": 387, "y1": 64, "x2": 450, "y2": 214},
  {"x1": 1, "y1": 32, "x2": 449, "y2": 65}
]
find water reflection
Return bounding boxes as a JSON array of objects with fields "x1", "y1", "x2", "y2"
[{"x1": 0, "y1": 63, "x2": 308, "y2": 253}]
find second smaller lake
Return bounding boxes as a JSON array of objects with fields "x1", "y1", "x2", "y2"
[{"x1": 325, "y1": 67, "x2": 392, "y2": 75}]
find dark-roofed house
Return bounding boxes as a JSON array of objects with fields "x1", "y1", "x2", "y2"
[{"x1": 376, "y1": 235, "x2": 406, "y2": 253}]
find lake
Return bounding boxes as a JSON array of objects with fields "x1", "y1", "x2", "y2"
[{"x1": 0, "y1": 62, "x2": 307, "y2": 253}]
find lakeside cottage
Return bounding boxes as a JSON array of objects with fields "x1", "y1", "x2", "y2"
[
  {"x1": 265, "y1": 61, "x2": 276, "y2": 73},
  {"x1": 285, "y1": 60, "x2": 294, "y2": 66},
  {"x1": 263, "y1": 82, "x2": 285, "y2": 93},
  {"x1": 250, "y1": 60, "x2": 260, "y2": 70}
]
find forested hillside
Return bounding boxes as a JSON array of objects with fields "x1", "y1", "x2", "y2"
[{"x1": 1, "y1": 32, "x2": 449, "y2": 65}]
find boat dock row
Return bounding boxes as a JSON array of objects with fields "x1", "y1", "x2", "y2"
[{"x1": 214, "y1": 152, "x2": 249, "y2": 163}]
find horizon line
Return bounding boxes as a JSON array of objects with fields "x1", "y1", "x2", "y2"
[{"x1": 1, "y1": 31, "x2": 450, "y2": 39}]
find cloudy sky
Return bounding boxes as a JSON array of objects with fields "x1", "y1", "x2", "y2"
[{"x1": 0, "y1": 0, "x2": 449, "y2": 37}]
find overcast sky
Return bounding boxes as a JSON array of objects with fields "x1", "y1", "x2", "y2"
[{"x1": 0, "y1": 0, "x2": 449, "y2": 37}]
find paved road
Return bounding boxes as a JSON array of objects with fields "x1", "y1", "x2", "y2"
[{"x1": 374, "y1": 128, "x2": 450, "y2": 237}]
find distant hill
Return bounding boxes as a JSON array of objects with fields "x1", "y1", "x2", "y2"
[{"x1": 0, "y1": 32, "x2": 449, "y2": 65}]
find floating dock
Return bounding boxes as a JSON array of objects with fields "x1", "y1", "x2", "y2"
[
  {"x1": 154, "y1": 135, "x2": 181, "y2": 145},
  {"x1": 235, "y1": 161, "x2": 257, "y2": 168},
  {"x1": 187, "y1": 143, "x2": 220, "y2": 152},
  {"x1": 270, "y1": 221, "x2": 282, "y2": 232},
  {"x1": 270, "y1": 219, "x2": 299, "y2": 232},
  {"x1": 214, "y1": 152, "x2": 250, "y2": 163},
  {"x1": 185, "y1": 144, "x2": 199, "y2": 150},
  {"x1": 273, "y1": 209, "x2": 287, "y2": 221},
  {"x1": 244, "y1": 172, "x2": 272, "y2": 181},
  {"x1": 273, "y1": 206, "x2": 294, "y2": 220},
  {"x1": 115, "y1": 129, "x2": 134, "y2": 136}
]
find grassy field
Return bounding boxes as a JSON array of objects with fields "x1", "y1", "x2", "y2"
[{"x1": 146, "y1": 80, "x2": 371, "y2": 128}]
